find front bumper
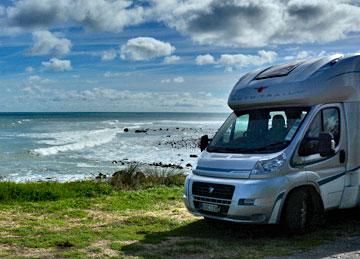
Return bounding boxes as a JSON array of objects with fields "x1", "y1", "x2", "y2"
[{"x1": 184, "y1": 174, "x2": 288, "y2": 224}]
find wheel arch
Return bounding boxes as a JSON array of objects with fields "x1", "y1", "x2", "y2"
[{"x1": 278, "y1": 183, "x2": 324, "y2": 224}]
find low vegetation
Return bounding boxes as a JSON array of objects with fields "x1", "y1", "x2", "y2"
[
  {"x1": 108, "y1": 163, "x2": 186, "y2": 189},
  {"x1": 0, "y1": 166, "x2": 359, "y2": 258}
]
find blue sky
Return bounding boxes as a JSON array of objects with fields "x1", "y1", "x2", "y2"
[{"x1": 1, "y1": 0, "x2": 360, "y2": 112}]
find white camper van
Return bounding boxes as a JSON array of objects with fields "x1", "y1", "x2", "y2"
[{"x1": 184, "y1": 54, "x2": 360, "y2": 232}]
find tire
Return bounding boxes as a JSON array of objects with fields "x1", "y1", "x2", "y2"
[{"x1": 283, "y1": 188, "x2": 316, "y2": 233}]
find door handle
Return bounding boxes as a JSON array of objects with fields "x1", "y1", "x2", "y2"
[{"x1": 339, "y1": 149, "x2": 346, "y2": 164}]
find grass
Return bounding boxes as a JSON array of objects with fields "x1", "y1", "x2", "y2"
[
  {"x1": 0, "y1": 166, "x2": 359, "y2": 258},
  {"x1": 0, "y1": 181, "x2": 112, "y2": 202}
]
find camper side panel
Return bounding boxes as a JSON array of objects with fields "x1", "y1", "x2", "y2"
[{"x1": 341, "y1": 102, "x2": 360, "y2": 207}]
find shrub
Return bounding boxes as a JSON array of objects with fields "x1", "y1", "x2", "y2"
[{"x1": 109, "y1": 163, "x2": 186, "y2": 189}]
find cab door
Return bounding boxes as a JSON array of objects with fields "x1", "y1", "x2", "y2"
[{"x1": 292, "y1": 104, "x2": 346, "y2": 209}]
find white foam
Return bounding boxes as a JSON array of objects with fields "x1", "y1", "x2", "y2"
[
  {"x1": 102, "y1": 120, "x2": 153, "y2": 127},
  {"x1": 155, "y1": 120, "x2": 224, "y2": 125},
  {"x1": 31, "y1": 128, "x2": 122, "y2": 156}
]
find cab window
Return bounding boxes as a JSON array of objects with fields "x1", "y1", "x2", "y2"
[
  {"x1": 298, "y1": 107, "x2": 340, "y2": 158},
  {"x1": 207, "y1": 107, "x2": 309, "y2": 154}
]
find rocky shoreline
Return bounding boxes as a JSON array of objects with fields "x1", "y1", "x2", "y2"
[{"x1": 110, "y1": 126, "x2": 205, "y2": 170}]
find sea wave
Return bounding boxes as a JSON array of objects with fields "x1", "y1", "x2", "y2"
[
  {"x1": 102, "y1": 120, "x2": 153, "y2": 127},
  {"x1": 31, "y1": 128, "x2": 123, "y2": 156},
  {"x1": 154, "y1": 120, "x2": 225, "y2": 125}
]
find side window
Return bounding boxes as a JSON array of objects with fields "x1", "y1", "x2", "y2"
[
  {"x1": 299, "y1": 107, "x2": 340, "y2": 157},
  {"x1": 306, "y1": 112, "x2": 322, "y2": 139},
  {"x1": 222, "y1": 114, "x2": 249, "y2": 143},
  {"x1": 233, "y1": 114, "x2": 249, "y2": 139},
  {"x1": 323, "y1": 108, "x2": 340, "y2": 145}
]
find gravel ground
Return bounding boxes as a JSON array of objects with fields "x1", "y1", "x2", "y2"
[{"x1": 278, "y1": 236, "x2": 360, "y2": 259}]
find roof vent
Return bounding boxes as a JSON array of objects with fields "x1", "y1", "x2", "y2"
[{"x1": 255, "y1": 61, "x2": 303, "y2": 80}]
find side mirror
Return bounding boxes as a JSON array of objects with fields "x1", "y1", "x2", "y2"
[
  {"x1": 318, "y1": 132, "x2": 336, "y2": 157},
  {"x1": 298, "y1": 132, "x2": 335, "y2": 157},
  {"x1": 200, "y1": 135, "x2": 209, "y2": 151}
]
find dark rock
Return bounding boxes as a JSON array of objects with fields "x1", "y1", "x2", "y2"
[
  {"x1": 112, "y1": 160, "x2": 118, "y2": 164},
  {"x1": 95, "y1": 172, "x2": 107, "y2": 179},
  {"x1": 186, "y1": 163, "x2": 192, "y2": 167},
  {"x1": 135, "y1": 129, "x2": 147, "y2": 133},
  {"x1": 123, "y1": 128, "x2": 129, "y2": 132},
  {"x1": 55, "y1": 240, "x2": 74, "y2": 248},
  {"x1": 190, "y1": 154, "x2": 198, "y2": 158}
]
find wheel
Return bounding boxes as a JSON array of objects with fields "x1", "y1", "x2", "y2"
[{"x1": 283, "y1": 188, "x2": 316, "y2": 233}]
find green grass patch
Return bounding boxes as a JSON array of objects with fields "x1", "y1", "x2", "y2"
[
  {"x1": 0, "y1": 174, "x2": 359, "y2": 258},
  {"x1": 0, "y1": 181, "x2": 112, "y2": 202}
]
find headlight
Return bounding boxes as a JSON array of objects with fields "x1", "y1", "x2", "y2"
[{"x1": 251, "y1": 153, "x2": 286, "y2": 176}]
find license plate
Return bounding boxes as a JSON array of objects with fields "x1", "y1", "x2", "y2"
[{"x1": 200, "y1": 203, "x2": 220, "y2": 213}]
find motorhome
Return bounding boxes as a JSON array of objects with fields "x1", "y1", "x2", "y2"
[{"x1": 184, "y1": 54, "x2": 360, "y2": 232}]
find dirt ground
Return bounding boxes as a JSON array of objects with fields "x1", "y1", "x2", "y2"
[{"x1": 277, "y1": 236, "x2": 360, "y2": 259}]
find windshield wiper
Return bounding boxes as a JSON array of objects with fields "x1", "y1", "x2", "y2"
[
  {"x1": 207, "y1": 146, "x2": 252, "y2": 153},
  {"x1": 251, "y1": 141, "x2": 291, "y2": 152},
  {"x1": 207, "y1": 141, "x2": 290, "y2": 154}
]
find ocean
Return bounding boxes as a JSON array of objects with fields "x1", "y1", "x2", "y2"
[{"x1": 0, "y1": 112, "x2": 228, "y2": 182}]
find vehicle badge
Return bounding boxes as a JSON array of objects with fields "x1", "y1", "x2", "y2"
[
  {"x1": 255, "y1": 86, "x2": 267, "y2": 93},
  {"x1": 208, "y1": 187, "x2": 214, "y2": 194}
]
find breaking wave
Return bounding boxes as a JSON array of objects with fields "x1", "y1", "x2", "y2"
[{"x1": 31, "y1": 128, "x2": 122, "y2": 156}]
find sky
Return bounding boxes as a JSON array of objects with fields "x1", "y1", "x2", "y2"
[{"x1": 1, "y1": 0, "x2": 360, "y2": 112}]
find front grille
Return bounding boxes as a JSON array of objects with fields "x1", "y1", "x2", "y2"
[
  {"x1": 192, "y1": 182, "x2": 235, "y2": 200},
  {"x1": 193, "y1": 195, "x2": 232, "y2": 205}
]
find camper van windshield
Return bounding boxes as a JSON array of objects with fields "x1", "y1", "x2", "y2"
[{"x1": 207, "y1": 107, "x2": 309, "y2": 154}]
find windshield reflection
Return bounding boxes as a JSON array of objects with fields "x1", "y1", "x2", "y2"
[{"x1": 207, "y1": 107, "x2": 309, "y2": 154}]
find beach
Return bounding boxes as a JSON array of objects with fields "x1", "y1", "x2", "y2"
[{"x1": 0, "y1": 112, "x2": 227, "y2": 182}]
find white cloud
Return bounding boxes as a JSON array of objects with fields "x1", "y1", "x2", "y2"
[
  {"x1": 5, "y1": 0, "x2": 144, "y2": 32},
  {"x1": 30, "y1": 30, "x2": 72, "y2": 56},
  {"x1": 163, "y1": 55, "x2": 180, "y2": 64},
  {"x1": 160, "y1": 78, "x2": 171, "y2": 83},
  {"x1": 120, "y1": 37, "x2": 175, "y2": 61},
  {"x1": 25, "y1": 66, "x2": 34, "y2": 73},
  {"x1": 22, "y1": 75, "x2": 52, "y2": 93},
  {"x1": 4, "y1": 1, "x2": 360, "y2": 47},
  {"x1": 28, "y1": 75, "x2": 41, "y2": 82},
  {"x1": 195, "y1": 54, "x2": 215, "y2": 65},
  {"x1": 284, "y1": 50, "x2": 312, "y2": 61},
  {"x1": 173, "y1": 76, "x2": 184, "y2": 83},
  {"x1": 42, "y1": 58, "x2": 72, "y2": 71},
  {"x1": 161, "y1": 76, "x2": 184, "y2": 84},
  {"x1": 104, "y1": 71, "x2": 121, "y2": 78},
  {"x1": 42, "y1": 87, "x2": 225, "y2": 110},
  {"x1": 150, "y1": 0, "x2": 360, "y2": 47},
  {"x1": 101, "y1": 49, "x2": 117, "y2": 61},
  {"x1": 27, "y1": 75, "x2": 52, "y2": 83},
  {"x1": 194, "y1": 51, "x2": 277, "y2": 70},
  {"x1": 218, "y1": 51, "x2": 277, "y2": 70}
]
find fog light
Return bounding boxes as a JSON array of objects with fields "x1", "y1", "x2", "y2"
[{"x1": 238, "y1": 198, "x2": 255, "y2": 206}]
